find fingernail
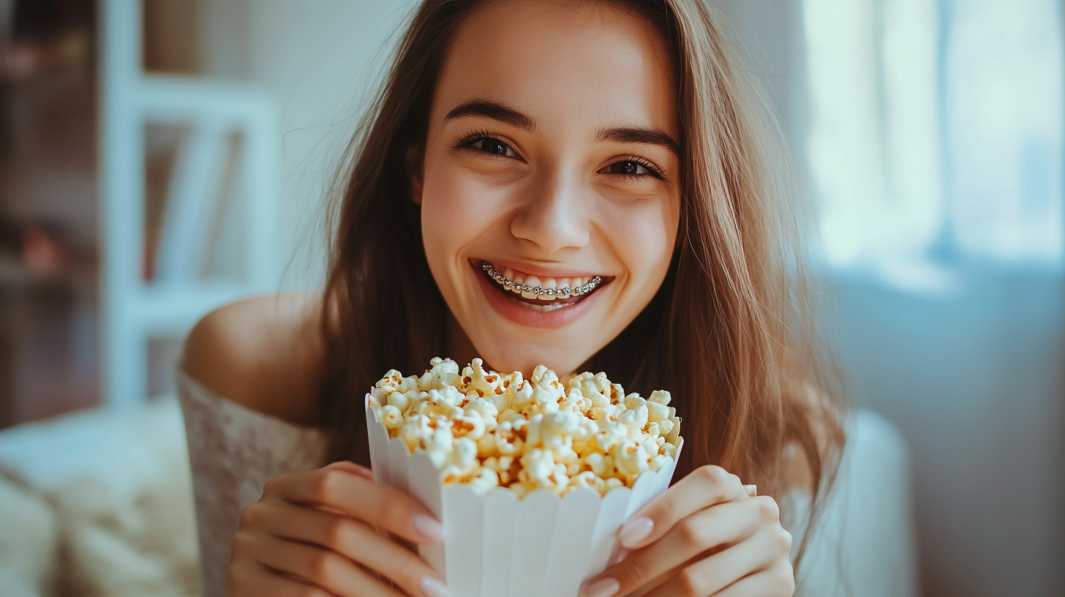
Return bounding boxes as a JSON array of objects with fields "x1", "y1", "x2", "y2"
[
  {"x1": 618, "y1": 517, "x2": 654, "y2": 548},
  {"x1": 582, "y1": 577, "x2": 620, "y2": 597},
  {"x1": 421, "y1": 576, "x2": 451, "y2": 597},
  {"x1": 413, "y1": 514, "x2": 446, "y2": 542}
]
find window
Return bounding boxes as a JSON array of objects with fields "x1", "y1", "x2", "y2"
[{"x1": 803, "y1": 0, "x2": 1062, "y2": 270}]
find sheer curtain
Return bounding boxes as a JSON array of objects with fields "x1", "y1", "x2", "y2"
[
  {"x1": 795, "y1": 2, "x2": 1065, "y2": 596},
  {"x1": 803, "y1": 0, "x2": 1062, "y2": 278}
]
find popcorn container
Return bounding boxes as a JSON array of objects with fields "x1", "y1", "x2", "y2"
[{"x1": 366, "y1": 397, "x2": 683, "y2": 597}]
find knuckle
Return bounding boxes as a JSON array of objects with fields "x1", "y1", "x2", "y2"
[
  {"x1": 754, "y1": 496, "x2": 780, "y2": 522},
  {"x1": 772, "y1": 563, "x2": 796, "y2": 593},
  {"x1": 771, "y1": 527, "x2": 794, "y2": 554},
  {"x1": 307, "y1": 551, "x2": 339, "y2": 583},
  {"x1": 320, "y1": 518, "x2": 349, "y2": 548},
  {"x1": 312, "y1": 470, "x2": 344, "y2": 504},
  {"x1": 227, "y1": 559, "x2": 256, "y2": 588},
  {"x1": 656, "y1": 499, "x2": 679, "y2": 527},
  {"x1": 697, "y1": 465, "x2": 728, "y2": 486},
  {"x1": 237, "y1": 507, "x2": 254, "y2": 530},
  {"x1": 229, "y1": 531, "x2": 254, "y2": 556},
  {"x1": 238, "y1": 503, "x2": 264, "y2": 529},
  {"x1": 678, "y1": 565, "x2": 708, "y2": 595},
  {"x1": 729, "y1": 474, "x2": 744, "y2": 493},
  {"x1": 678, "y1": 516, "x2": 707, "y2": 548},
  {"x1": 262, "y1": 474, "x2": 285, "y2": 496}
]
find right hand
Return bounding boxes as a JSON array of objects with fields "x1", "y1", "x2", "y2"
[{"x1": 228, "y1": 461, "x2": 450, "y2": 597}]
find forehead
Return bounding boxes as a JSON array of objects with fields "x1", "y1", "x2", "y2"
[{"x1": 433, "y1": 0, "x2": 677, "y2": 136}]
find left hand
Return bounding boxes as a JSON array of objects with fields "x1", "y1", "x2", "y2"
[{"x1": 580, "y1": 465, "x2": 795, "y2": 597}]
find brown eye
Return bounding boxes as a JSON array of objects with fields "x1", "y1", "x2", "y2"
[
  {"x1": 471, "y1": 138, "x2": 515, "y2": 157},
  {"x1": 606, "y1": 160, "x2": 650, "y2": 176}
]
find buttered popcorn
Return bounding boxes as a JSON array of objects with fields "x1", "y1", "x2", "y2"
[{"x1": 366, "y1": 358, "x2": 682, "y2": 498}]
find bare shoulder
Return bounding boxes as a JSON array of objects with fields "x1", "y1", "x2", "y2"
[{"x1": 181, "y1": 293, "x2": 324, "y2": 424}]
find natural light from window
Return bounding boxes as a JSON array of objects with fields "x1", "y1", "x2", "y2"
[{"x1": 803, "y1": 0, "x2": 1062, "y2": 273}]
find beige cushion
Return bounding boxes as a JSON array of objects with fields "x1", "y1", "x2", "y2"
[
  {"x1": 0, "y1": 397, "x2": 200, "y2": 597},
  {"x1": 0, "y1": 474, "x2": 58, "y2": 597}
]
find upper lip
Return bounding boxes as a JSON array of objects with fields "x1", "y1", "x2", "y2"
[{"x1": 473, "y1": 258, "x2": 613, "y2": 280}]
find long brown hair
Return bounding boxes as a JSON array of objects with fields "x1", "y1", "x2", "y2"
[{"x1": 316, "y1": 0, "x2": 845, "y2": 564}]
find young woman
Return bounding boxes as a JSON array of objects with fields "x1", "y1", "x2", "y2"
[{"x1": 179, "y1": 1, "x2": 845, "y2": 596}]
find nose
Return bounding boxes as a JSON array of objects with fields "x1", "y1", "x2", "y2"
[{"x1": 510, "y1": 168, "x2": 591, "y2": 254}]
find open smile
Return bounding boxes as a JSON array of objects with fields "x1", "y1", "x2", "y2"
[
  {"x1": 470, "y1": 259, "x2": 614, "y2": 326},
  {"x1": 480, "y1": 261, "x2": 607, "y2": 312}
]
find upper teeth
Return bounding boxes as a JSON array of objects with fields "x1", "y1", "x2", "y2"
[{"x1": 481, "y1": 262, "x2": 602, "y2": 301}]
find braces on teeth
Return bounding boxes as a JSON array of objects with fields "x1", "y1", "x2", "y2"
[{"x1": 481, "y1": 261, "x2": 602, "y2": 298}]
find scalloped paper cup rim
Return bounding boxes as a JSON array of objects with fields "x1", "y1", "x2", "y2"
[{"x1": 366, "y1": 394, "x2": 683, "y2": 597}]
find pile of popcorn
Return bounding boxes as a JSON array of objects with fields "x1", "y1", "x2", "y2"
[{"x1": 367, "y1": 358, "x2": 682, "y2": 498}]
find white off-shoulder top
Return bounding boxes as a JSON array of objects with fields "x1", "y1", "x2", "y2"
[
  {"x1": 177, "y1": 370, "x2": 328, "y2": 597},
  {"x1": 177, "y1": 369, "x2": 917, "y2": 597}
]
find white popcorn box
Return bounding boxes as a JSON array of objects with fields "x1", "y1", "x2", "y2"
[{"x1": 366, "y1": 396, "x2": 683, "y2": 597}]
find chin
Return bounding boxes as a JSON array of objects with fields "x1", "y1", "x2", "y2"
[{"x1": 474, "y1": 339, "x2": 590, "y2": 377}]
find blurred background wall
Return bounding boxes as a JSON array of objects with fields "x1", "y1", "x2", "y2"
[
  {"x1": 195, "y1": 0, "x2": 423, "y2": 292},
  {"x1": 0, "y1": 1, "x2": 1061, "y2": 597}
]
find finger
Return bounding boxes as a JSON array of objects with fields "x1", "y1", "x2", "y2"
[
  {"x1": 314, "y1": 463, "x2": 375, "y2": 516},
  {"x1": 235, "y1": 531, "x2": 406, "y2": 597},
  {"x1": 706, "y1": 563, "x2": 795, "y2": 597},
  {"x1": 618, "y1": 465, "x2": 749, "y2": 549},
  {"x1": 586, "y1": 498, "x2": 769, "y2": 597},
  {"x1": 324, "y1": 460, "x2": 375, "y2": 481},
  {"x1": 267, "y1": 466, "x2": 445, "y2": 544},
  {"x1": 644, "y1": 525, "x2": 793, "y2": 597},
  {"x1": 228, "y1": 559, "x2": 342, "y2": 597},
  {"x1": 243, "y1": 499, "x2": 446, "y2": 597}
]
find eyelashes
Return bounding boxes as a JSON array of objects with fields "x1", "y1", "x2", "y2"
[
  {"x1": 451, "y1": 130, "x2": 668, "y2": 181},
  {"x1": 451, "y1": 128, "x2": 501, "y2": 150},
  {"x1": 606, "y1": 155, "x2": 667, "y2": 181}
]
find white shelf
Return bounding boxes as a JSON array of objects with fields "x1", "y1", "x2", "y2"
[{"x1": 100, "y1": 0, "x2": 279, "y2": 408}]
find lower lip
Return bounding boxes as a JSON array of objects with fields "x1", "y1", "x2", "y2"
[{"x1": 472, "y1": 262, "x2": 606, "y2": 329}]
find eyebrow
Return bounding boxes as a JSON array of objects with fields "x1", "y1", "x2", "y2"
[
  {"x1": 444, "y1": 99, "x2": 680, "y2": 156},
  {"x1": 596, "y1": 127, "x2": 681, "y2": 156},
  {"x1": 445, "y1": 99, "x2": 536, "y2": 131}
]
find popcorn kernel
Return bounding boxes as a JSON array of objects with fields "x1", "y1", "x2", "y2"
[{"x1": 368, "y1": 358, "x2": 683, "y2": 498}]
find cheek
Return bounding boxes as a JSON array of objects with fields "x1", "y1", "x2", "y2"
[
  {"x1": 420, "y1": 164, "x2": 505, "y2": 261},
  {"x1": 604, "y1": 197, "x2": 679, "y2": 285}
]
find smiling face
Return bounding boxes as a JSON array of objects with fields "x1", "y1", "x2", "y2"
[{"x1": 415, "y1": 0, "x2": 681, "y2": 376}]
